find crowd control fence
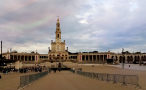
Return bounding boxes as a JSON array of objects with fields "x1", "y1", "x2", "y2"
[
  {"x1": 18, "y1": 71, "x2": 49, "y2": 89},
  {"x1": 69, "y1": 69, "x2": 75, "y2": 73},
  {"x1": 77, "y1": 71, "x2": 141, "y2": 89}
]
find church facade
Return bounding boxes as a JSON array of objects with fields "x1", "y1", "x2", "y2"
[
  {"x1": 48, "y1": 18, "x2": 69, "y2": 61},
  {"x1": 1, "y1": 18, "x2": 146, "y2": 65}
]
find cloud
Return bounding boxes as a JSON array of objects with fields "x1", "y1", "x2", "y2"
[
  {"x1": 79, "y1": 20, "x2": 88, "y2": 24},
  {"x1": 0, "y1": 0, "x2": 146, "y2": 54}
]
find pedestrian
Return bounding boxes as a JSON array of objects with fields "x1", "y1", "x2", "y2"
[
  {"x1": 129, "y1": 65, "x2": 130, "y2": 67},
  {"x1": 0, "y1": 74, "x2": 1, "y2": 79},
  {"x1": 7, "y1": 69, "x2": 8, "y2": 74},
  {"x1": 54, "y1": 69, "x2": 56, "y2": 73}
]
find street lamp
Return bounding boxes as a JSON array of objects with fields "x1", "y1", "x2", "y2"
[
  {"x1": 122, "y1": 48, "x2": 124, "y2": 69},
  {"x1": 139, "y1": 51, "x2": 141, "y2": 66}
]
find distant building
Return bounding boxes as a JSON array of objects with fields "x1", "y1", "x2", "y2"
[{"x1": 1, "y1": 18, "x2": 146, "y2": 65}]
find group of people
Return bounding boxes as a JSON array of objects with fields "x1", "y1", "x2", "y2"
[
  {"x1": 53, "y1": 68, "x2": 61, "y2": 73},
  {"x1": 0, "y1": 67, "x2": 16, "y2": 79},
  {"x1": 19, "y1": 66, "x2": 44, "y2": 73},
  {"x1": 0, "y1": 68, "x2": 16, "y2": 74},
  {"x1": 0, "y1": 66, "x2": 49, "y2": 79},
  {"x1": 53, "y1": 63, "x2": 62, "y2": 73}
]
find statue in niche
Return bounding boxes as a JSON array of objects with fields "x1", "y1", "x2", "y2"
[{"x1": 57, "y1": 45, "x2": 59, "y2": 50}]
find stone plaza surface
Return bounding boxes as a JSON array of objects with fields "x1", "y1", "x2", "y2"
[
  {"x1": 70, "y1": 65, "x2": 146, "y2": 89},
  {"x1": 22, "y1": 65, "x2": 145, "y2": 90},
  {"x1": 115, "y1": 63, "x2": 146, "y2": 70},
  {"x1": 0, "y1": 71, "x2": 39, "y2": 90},
  {"x1": 0, "y1": 65, "x2": 146, "y2": 90},
  {"x1": 23, "y1": 71, "x2": 136, "y2": 90}
]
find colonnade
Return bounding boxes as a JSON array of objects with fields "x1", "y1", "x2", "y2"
[
  {"x1": 48, "y1": 56, "x2": 68, "y2": 60},
  {"x1": 10, "y1": 55, "x2": 35, "y2": 61},
  {"x1": 69, "y1": 56, "x2": 77, "y2": 59},
  {"x1": 82, "y1": 55, "x2": 107, "y2": 61},
  {"x1": 111, "y1": 55, "x2": 146, "y2": 63}
]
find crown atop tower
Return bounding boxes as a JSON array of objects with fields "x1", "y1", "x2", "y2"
[
  {"x1": 57, "y1": 16, "x2": 59, "y2": 21},
  {"x1": 57, "y1": 18, "x2": 59, "y2": 21}
]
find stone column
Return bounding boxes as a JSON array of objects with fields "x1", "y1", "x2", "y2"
[
  {"x1": 125, "y1": 56, "x2": 127, "y2": 63},
  {"x1": 24, "y1": 55, "x2": 25, "y2": 61},
  {"x1": 13, "y1": 55, "x2": 14, "y2": 60},
  {"x1": 85, "y1": 55, "x2": 86, "y2": 61},
  {"x1": 20, "y1": 55, "x2": 21, "y2": 61},
  {"x1": 103, "y1": 55, "x2": 104, "y2": 61},
  {"x1": 92, "y1": 55, "x2": 93, "y2": 61},
  {"x1": 132, "y1": 55, "x2": 134, "y2": 62},
  {"x1": 17, "y1": 55, "x2": 18, "y2": 60},
  {"x1": 31, "y1": 55, "x2": 32, "y2": 61},
  {"x1": 99, "y1": 55, "x2": 100, "y2": 61},
  {"x1": 80, "y1": 55, "x2": 82, "y2": 61},
  {"x1": 96, "y1": 55, "x2": 97, "y2": 61},
  {"x1": 117, "y1": 56, "x2": 119, "y2": 63}
]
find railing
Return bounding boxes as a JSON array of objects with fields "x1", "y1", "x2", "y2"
[
  {"x1": 77, "y1": 71, "x2": 141, "y2": 89},
  {"x1": 69, "y1": 68, "x2": 82, "y2": 73},
  {"x1": 69, "y1": 69, "x2": 75, "y2": 73},
  {"x1": 18, "y1": 71, "x2": 49, "y2": 89}
]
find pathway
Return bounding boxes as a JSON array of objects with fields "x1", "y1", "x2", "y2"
[{"x1": 23, "y1": 71, "x2": 136, "y2": 90}]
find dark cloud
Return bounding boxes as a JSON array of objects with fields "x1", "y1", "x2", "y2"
[{"x1": 0, "y1": 0, "x2": 146, "y2": 53}]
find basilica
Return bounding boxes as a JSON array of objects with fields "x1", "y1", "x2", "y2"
[{"x1": 1, "y1": 18, "x2": 146, "y2": 67}]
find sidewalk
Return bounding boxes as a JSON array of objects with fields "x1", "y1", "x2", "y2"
[
  {"x1": 23, "y1": 71, "x2": 136, "y2": 90},
  {"x1": 114, "y1": 64, "x2": 146, "y2": 70}
]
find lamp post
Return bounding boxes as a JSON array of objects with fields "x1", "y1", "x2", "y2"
[
  {"x1": 122, "y1": 48, "x2": 124, "y2": 69},
  {"x1": 139, "y1": 51, "x2": 141, "y2": 66},
  {"x1": 10, "y1": 63, "x2": 12, "y2": 68},
  {"x1": 4, "y1": 63, "x2": 5, "y2": 68}
]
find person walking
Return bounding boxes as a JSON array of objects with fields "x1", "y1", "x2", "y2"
[{"x1": 0, "y1": 74, "x2": 1, "y2": 79}]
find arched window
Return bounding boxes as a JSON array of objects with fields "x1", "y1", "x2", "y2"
[{"x1": 58, "y1": 34, "x2": 59, "y2": 38}]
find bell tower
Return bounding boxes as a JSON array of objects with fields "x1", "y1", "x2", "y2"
[
  {"x1": 49, "y1": 18, "x2": 67, "y2": 55},
  {"x1": 55, "y1": 17, "x2": 61, "y2": 43}
]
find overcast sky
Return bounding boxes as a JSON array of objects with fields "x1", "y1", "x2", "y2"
[{"x1": 0, "y1": 0, "x2": 146, "y2": 54}]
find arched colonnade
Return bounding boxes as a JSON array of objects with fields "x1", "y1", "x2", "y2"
[{"x1": 111, "y1": 55, "x2": 146, "y2": 63}]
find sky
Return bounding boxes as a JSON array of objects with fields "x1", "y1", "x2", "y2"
[{"x1": 0, "y1": 0, "x2": 146, "y2": 54}]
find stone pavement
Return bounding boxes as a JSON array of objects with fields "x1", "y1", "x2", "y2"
[
  {"x1": 0, "y1": 71, "x2": 38, "y2": 90},
  {"x1": 115, "y1": 63, "x2": 146, "y2": 70},
  {"x1": 23, "y1": 71, "x2": 136, "y2": 90}
]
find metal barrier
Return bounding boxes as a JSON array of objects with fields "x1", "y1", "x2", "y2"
[
  {"x1": 76, "y1": 71, "x2": 141, "y2": 89},
  {"x1": 93, "y1": 73, "x2": 97, "y2": 79},
  {"x1": 49, "y1": 68, "x2": 51, "y2": 73},
  {"x1": 107, "y1": 74, "x2": 115, "y2": 83},
  {"x1": 19, "y1": 71, "x2": 48, "y2": 88},
  {"x1": 115, "y1": 74, "x2": 124, "y2": 84},
  {"x1": 98, "y1": 73, "x2": 103, "y2": 81},
  {"x1": 102, "y1": 73, "x2": 107, "y2": 81},
  {"x1": 124, "y1": 75, "x2": 141, "y2": 88},
  {"x1": 70, "y1": 69, "x2": 75, "y2": 73}
]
